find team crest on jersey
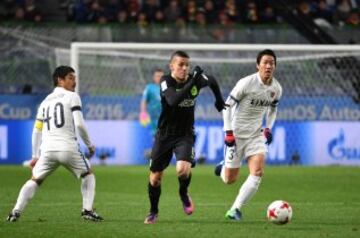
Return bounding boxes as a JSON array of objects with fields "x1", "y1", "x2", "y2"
[
  {"x1": 270, "y1": 91, "x2": 275, "y2": 98},
  {"x1": 191, "y1": 86, "x2": 198, "y2": 96}
]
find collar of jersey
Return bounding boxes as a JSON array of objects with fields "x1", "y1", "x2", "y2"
[
  {"x1": 256, "y1": 72, "x2": 272, "y2": 87},
  {"x1": 54, "y1": 87, "x2": 67, "y2": 93}
]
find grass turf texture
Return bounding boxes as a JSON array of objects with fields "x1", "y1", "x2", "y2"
[{"x1": 0, "y1": 165, "x2": 359, "y2": 238}]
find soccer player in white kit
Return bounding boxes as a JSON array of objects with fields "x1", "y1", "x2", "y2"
[
  {"x1": 7, "y1": 66, "x2": 103, "y2": 222},
  {"x1": 215, "y1": 49, "x2": 282, "y2": 220}
]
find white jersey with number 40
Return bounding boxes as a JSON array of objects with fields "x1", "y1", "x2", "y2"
[
  {"x1": 36, "y1": 87, "x2": 83, "y2": 152},
  {"x1": 229, "y1": 72, "x2": 282, "y2": 138}
]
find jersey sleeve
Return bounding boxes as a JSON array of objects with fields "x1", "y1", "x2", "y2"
[
  {"x1": 229, "y1": 78, "x2": 248, "y2": 102},
  {"x1": 142, "y1": 85, "x2": 150, "y2": 102},
  {"x1": 70, "y1": 93, "x2": 83, "y2": 112},
  {"x1": 71, "y1": 93, "x2": 92, "y2": 147},
  {"x1": 277, "y1": 84, "x2": 283, "y2": 100},
  {"x1": 195, "y1": 73, "x2": 210, "y2": 89},
  {"x1": 223, "y1": 78, "x2": 248, "y2": 131},
  {"x1": 271, "y1": 82, "x2": 283, "y2": 107},
  {"x1": 73, "y1": 110, "x2": 92, "y2": 147},
  {"x1": 266, "y1": 81, "x2": 283, "y2": 129}
]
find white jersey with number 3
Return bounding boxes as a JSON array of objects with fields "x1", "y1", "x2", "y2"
[
  {"x1": 229, "y1": 73, "x2": 282, "y2": 138},
  {"x1": 36, "y1": 87, "x2": 82, "y2": 152}
]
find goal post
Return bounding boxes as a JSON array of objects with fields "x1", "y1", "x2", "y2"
[
  {"x1": 70, "y1": 42, "x2": 360, "y2": 113},
  {"x1": 69, "y1": 42, "x2": 360, "y2": 165},
  {"x1": 70, "y1": 42, "x2": 360, "y2": 96}
]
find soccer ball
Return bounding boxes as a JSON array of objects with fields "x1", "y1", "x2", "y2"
[{"x1": 267, "y1": 200, "x2": 292, "y2": 225}]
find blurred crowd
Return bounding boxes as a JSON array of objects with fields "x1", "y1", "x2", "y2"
[{"x1": 0, "y1": 0, "x2": 359, "y2": 27}]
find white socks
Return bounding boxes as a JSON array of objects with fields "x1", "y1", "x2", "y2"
[
  {"x1": 81, "y1": 173, "x2": 95, "y2": 211},
  {"x1": 220, "y1": 166, "x2": 227, "y2": 183},
  {"x1": 12, "y1": 174, "x2": 96, "y2": 214},
  {"x1": 13, "y1": 180, "x2": 38, "y2": 213},
  {"x1": 231, "y1": 174, "x2": 261, "y2": 211}
]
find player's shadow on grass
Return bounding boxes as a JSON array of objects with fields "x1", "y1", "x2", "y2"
[
  {"x1": 161, "y1": 219, "x2": 240, "y2": 225},
  {"x1": 100, "y1": 218, "x2": 250, "y2": 224},
  {"x1": 121, "y1": 219, "x2": 267, "y2": 225}
]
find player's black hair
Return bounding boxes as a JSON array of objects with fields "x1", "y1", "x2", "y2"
[
  {"x1": 170, "y1": 50, "x2": 190, "y2": 61},
  {"x1": 52, "y1": 66, "x2": 75, "y2": 87},
  {"x1": 256, "y1": 49, "x2": 277, "y2": 65}
]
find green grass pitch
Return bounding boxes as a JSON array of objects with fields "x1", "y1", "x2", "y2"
[{"x1": 0, "y1": 165, "x2": 359, "y2": 238}]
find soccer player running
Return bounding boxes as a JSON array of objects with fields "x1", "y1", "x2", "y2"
[
  {"x1": 7, "y1": 66, "x2": 103, "y2": 222},
  {"x1": 144, "y1": 50, "x2": 226, "y2": 224},
  {"x1": 215, "y1": 49, "x2": 282, "y2": 220}
]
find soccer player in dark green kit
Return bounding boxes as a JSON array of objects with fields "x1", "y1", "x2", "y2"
[{"x1": 144, "y1": 50, "x2": 226, "y2": 224}]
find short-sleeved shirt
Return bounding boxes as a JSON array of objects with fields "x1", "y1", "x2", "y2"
[
  {"x1": 229, "y1": 72, "x2": 282, "y2": 138},
  {"x1": 36, "y1": 87, "x2": 82, "y2": 152}
]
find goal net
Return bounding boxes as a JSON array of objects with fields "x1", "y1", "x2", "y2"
[
  {"x1": 70, "y1": 43, "x2": 360, "y2": 119},
  {"x1": 70, "y1": 43, "x2": 360, "y2": 164}
]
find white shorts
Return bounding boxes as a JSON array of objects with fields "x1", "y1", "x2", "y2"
[
  {"x1": 224, "y1": 135, "x2": 267, "y2": 169},
  {"x1": 32, "y1": 151, "x2": 91, "y2": 180}
]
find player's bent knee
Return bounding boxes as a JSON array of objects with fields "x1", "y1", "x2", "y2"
[
  {"x1": 222, "y1": 168, "x2": 238, "y2": 184},
  {"x1": 176, "y1": 165, "x2": 191, "y2": 178},
  {"x1": 226, "y1": 178, "x2": 237, "y2": 185},
  {"x1": 251, "y1": 170, "x2": 263, "y2": 177},
  {"x1": 150, "y1": 179, "x2": 161, "y2": 187},
  {"x1": 176, "y1": 169, "x2": 190, "y2": 179},
  {"x1": 223, "y1": 176, "x2": 237, "y2": 184},
  {"x1": 176, "y1": 162, "x2": 191, "y2": 177},
  {"x1": 31, "y1": 177, "x2": 43, "y2": 186},
  {"x1": 149, "y1": 172, "x2": 162, "y2": 187}
]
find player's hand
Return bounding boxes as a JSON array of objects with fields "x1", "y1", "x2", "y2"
[
  {"x1": 29, "y1": 158, "x2": 38, "y2": 169},
  {"x1": 214, "y1": 98, "x2": 226, "y2": 112},
  {"x1": 88, "y1": 145, "x2": 96, "y2": 158},
  {"x1": 191, "y1": 66, "x2": 203, "y2": 82},
  {"x1": 139, "y1": 111, "x2": 150, "y2": 127},
  {"x1": 225, "y1": 130, "x2": 235, "y2": 147},
  {"x1": 263, "y1": 128, "x2": 273, "y2": 145}
]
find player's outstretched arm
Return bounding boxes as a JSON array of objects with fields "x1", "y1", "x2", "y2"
[{"x1": 207, "y1": 76, "x2": 226, "y2": 112}]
